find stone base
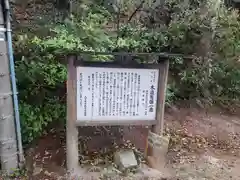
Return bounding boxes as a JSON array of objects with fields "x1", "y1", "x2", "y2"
[
  {"x1": 114, "y1": 149, "x2": 138, "y2": 171},
  {"x1": 147, "y1": 135, "x2": 171, "y2": 178}
]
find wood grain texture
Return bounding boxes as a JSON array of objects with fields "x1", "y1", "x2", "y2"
[
  {"x1": 147, "y1": 59, "x2": 169, "y2": 160},
  {"x1": 66, "y1": 56, "x2": 79, "y2": 173}
]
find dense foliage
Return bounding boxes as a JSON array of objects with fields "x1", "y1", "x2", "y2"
[{"x1": 14, "y1": 0, "x2": 240, "y2": 144}]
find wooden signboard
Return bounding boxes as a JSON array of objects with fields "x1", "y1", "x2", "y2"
[
  {"x1": 76, "y1": 66, "x2": 159, "y2": 125},
  {"x1": 66, "y1": 54, "x2": 169, "y2": 174}
]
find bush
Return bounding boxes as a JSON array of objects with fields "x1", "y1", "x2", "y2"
[
  {"x1": 14, "y1": 35, "x2": 67, "y2": 144},
  {"x1": 14, "y1": 4, "x2": 115, "y2": 144},
  {"x1": 116, "y1": 0, "x2": 240, "y2": 105},
  {"x1": 14, "y1": 0, "x2": 240, "y2": 144}
]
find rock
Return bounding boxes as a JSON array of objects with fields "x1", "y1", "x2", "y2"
[
  {"x1": 140, "y1": 167, "x2": 163, "y2": 178},
  {"x1": 32, "y1": 166, "x2": 43, "y2": 176},
  {"x1": 101, "y1": 165, "x2": 121, "y2": 178},
  {"x1": 133, "y1": 165, "x2": 171, "y2": 180},
  {"x1": 44, "y1": 170, "x2": 53, "y2": 177},
  {"x1": 114, "y1": 149, "x2": 138, "y2": 171},
  {"x1": 147, "y1": 134, "x2": 170, "y2": 168}
]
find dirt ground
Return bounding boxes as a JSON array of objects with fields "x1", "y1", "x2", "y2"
[
  {"x1": 165, "y1": 106, "x2": 240, "y2": 180},
  {"x1": 21, "y1": 106, "x2": 240, "y2": 180}
]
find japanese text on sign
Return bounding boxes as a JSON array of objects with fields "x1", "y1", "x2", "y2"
[{"x1": 76, "y1": 67, "x2": 159, "y2": 122}]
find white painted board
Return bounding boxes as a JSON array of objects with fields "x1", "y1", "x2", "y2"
[{"x1": 76, "y1": 67, "x2": 159, "y2": 122}]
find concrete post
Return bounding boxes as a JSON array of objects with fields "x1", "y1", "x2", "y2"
[{"x1": 0, "y1": 3, "x2": 18, "y2": 173}]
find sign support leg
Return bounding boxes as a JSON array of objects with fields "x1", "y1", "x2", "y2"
[
  {"x1": 147, "y1": 59, "x2": 169, "y2": 170},
  {"x1": 66, "y1": 56, "x2": 79, "y2": 175}
]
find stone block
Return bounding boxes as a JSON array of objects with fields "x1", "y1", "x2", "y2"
[{"x1": 114, "y1": 149, "x2": 138, "y2": 171}]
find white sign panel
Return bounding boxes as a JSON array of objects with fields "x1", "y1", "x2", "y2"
[{"x1": 76, "y1": 67, "x2": 159, "y2": 122}]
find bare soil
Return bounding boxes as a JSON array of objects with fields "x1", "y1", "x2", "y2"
[
  {"x1": 22, "y1": 106, "x2": 240, "y2": 180},
  {"x1": 165, "y1": 107, "x2": 240, "y2": 180}
]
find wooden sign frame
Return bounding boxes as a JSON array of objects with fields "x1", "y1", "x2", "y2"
[{"x1": 66, "y1": 54, "x2": 169, "y2": 174}]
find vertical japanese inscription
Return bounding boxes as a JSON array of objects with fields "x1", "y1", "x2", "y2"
[
  {"x1": 79, "y1": 73, "x2": 83, "y2": 107},
  {"x1": 77, "y1": 67, "x2": 159, "y2": 121}
]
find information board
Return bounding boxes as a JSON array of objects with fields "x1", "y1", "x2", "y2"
[{"x1": 76, "y1": 67, "x2": 159, "y2": 122}]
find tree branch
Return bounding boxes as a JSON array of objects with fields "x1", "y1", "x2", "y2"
[{"x1": 127, "y1": 0, "x2": 145, "y2": 23}]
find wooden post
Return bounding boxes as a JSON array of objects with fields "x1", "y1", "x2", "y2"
[
  {"x1": 153, "y1": 59, "x2": 169, "y2": 135},
  {"x1": 147, "y1": 59, "x2": 169, "y2": 169},
  {"x1": 66, "y1": 56, "x2": 79, "y2": 174},
  {"x1": 66, "y1": 53, "x2": 170, "y2": 174}
]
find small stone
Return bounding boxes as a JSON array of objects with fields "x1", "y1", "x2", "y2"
[
  {"x1": 114, "y1": 149, "x2": 138, "y2": 171},
  {"x1": 140, "y1": 168, "x2": 163, "y2": 178},
  {"x1": 32, "y1": 166, "x2": 42, "y2": 176},
  {"x1": 102, "y1": 165, "x2": 121, "y2": 178},
  {"x1": 44, "y1": 170, "x2": 53, "y2": 176}
]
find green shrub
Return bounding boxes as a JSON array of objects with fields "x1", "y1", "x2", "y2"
[
  {"x1": 14, "y1": 35, "x2": 67, "y2": 144},
  {"x1": 14, "y1": 4, "x2": 114, "y2": 144},
  {"x1": 14, "y1": 0, "x2": 240, "y2": 144},
  {"x1": 117, "y1": 0, "x2": 240, "y2": 105}
]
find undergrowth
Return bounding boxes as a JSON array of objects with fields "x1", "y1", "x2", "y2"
[{"x1": 13, "y1": 0, "x2": 240, "y2": 144}]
